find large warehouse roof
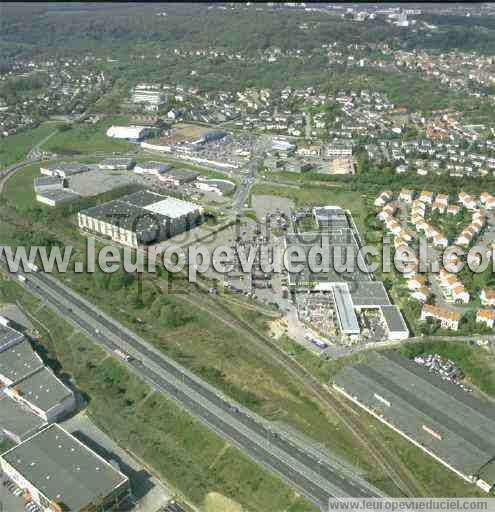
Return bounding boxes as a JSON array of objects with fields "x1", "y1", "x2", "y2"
[
  {"x1": 13, "y1": 367, "x2": 73, "y2": 414},
  {"x1": 0, "y1": 395, "x2": 46, "y2": 442},
  {"x1": 381, "y1": 305, "x2": 408, "y2": 334},
  {"x1": 37, "y1": 189, "x2": 81, "y2": 204},
  {"x1": 349, "y1": 281, "x2": 390, "y2": 307},
  {"x1": 0, "y1": 340, "x2": 44, "y2": 385},
  {"x1": 79, "y1": 190, "x2": 202, "y2": 241},
  {"x1": 313, "y1": 206, "x2": 350, "y2": 230},
  {"x1": 334, "y1": 352, "x2": 495, "y2": 484},
  {"x1": 80, "y1": 200, "x2": 162, "y2": 233},
  {"x1": 0, "y1": 324, "x2": 25, "y2": 352},
  {"x1": 1, "y1": 424, "x2": 128, "y2": 511},
  {"x1": 285, "y1": 232, "x2": 371, "y2": 288}
]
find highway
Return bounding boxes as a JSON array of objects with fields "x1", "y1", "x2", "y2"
[{"x1": 0, "y1": 261, "x2": 384, "y2": 510}]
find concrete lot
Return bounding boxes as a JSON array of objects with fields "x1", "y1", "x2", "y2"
[
  {"x1": 251, "y1": 194, "x2": 294, "y2": 221},
  {"x1": 67, "y1": 168, "x2": 142, "y2": 197}
]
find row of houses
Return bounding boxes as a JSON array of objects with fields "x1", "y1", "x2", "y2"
[{"x1": 420, "y1": 304, "x2": 495, "y2": 331}]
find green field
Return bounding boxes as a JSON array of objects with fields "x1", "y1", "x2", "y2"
[
  {"x1": 3, "y1": 162, "x2": 40, "y2": 203},
  {"x1": 0, "y1": 122, "x2": 60, "y2": 168},
  {"x1": 0, "y1": 278, "x2": 316, "y2": 512},
  {"x1": 42, "y1": 116, "x2": 135, "y2": 155}
]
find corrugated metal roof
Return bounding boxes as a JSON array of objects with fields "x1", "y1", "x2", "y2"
[
  {"x1": 334, "y1": 352, "x2": 495, "y2": 482},
  {"x1": 333, "y1": 283, "x2": 360, "y2": 334}
]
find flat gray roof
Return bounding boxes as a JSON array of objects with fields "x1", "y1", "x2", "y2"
[
  {"x1": 0, "y1": 340, "x2": 44, "y2": 385},
  {"x1": 135, "y1": 161, "x2": 171, "y2": 173},
  {"x1": 0, "y1": 325, "x2": 24, "y2": 352},
  {"x1": 43, "y1": 162, "x2": 90, "y2": 176},
  {"x1": 0, "y1": 395, "x2": 46, "y2": 442},
  {"x1": 334, "y1": 352, "x2": 495, "y2": 481},
  {"x1": 1, "y1": 424, "x2": 129, "y2": 511},
  {"x1": 381, "y1": 305, "x2": 408, "y2": 334},
  {"x1": 313, "y1": 206, "x2": 350, "y2": 230},
  {"x1": 164, "y1": 168, "x2": 200, "y2": 179},
  {"x1": 80, "y1": 199, "x2": 163, "y2": 234},
  {"x1": 99, "y1": 157, "x2": 134, "y2": 167},
  {"x1": 349, "y1": 281, "x2": 391, "y2": 307},
  {"x1": 14, "y1": 367, "x2": 73, "y2": 413},
  {"x1": 285, "y1": 233, "x2": 371, "y2": 287},
  {"x1": 80, "y1": 190, "x2": 201, "y2": 238},
  {"x1": 37, "y1": 189, "x2": 81, "y2": 204},
  {"x1": 124, "y1": 189, "x2": 164, "y2": 208},
  {"x1": 34, "y1": 176, "x2": 63, "y2": 188}
]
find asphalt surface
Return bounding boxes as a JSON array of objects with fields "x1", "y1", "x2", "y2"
[{"x1": 0, "y1": 261, "x2": 384, "y2": 510}]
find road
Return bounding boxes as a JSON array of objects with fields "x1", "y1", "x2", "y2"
[
  {"x1": 0, "y1": 261, "x2": 384, "y2": 510},
  {"x1": 0, "y1": 127, "x2": 60, "y2": 194}
]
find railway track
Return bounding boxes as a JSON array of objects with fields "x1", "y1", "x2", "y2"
[{"x1": 158, "y1": 280, "x2": 429, "y2": 497}]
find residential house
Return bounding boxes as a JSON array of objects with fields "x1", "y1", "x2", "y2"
[
  {"x1": 480, "y1": 288, "x2": 495, "y2": 307},
  {"x1": 433, "y1": 233, "x2": 448, "y2": 249},
  {"x1": 407, "y1": 275, "x2": 427, "y2": 291},
  {"x1": 447, "y1": 204, "x2": 461, "y2": 216},
  {"x1": 411, "y1": 287, "x2": 429, "y2": 303},
  {"x1": 458, "y1": 191, "x2": 477, "y2": 210},
  {"x1": 476, "y1": 309, "x2": 495, "y2": 329},
  {"x1": 421, "y1": 305, "x2": 461, "y2": 331},
  {"x1": 374, "y1": 190, "x2": 393, "y2": 208},
  {"x1": 451, "y1": 285, "x2": 470, "y2": 304},
  {"x1": 418, "y1": 190, "x2": 434, "y2": 204},
  {"x1": 399, "y1": 189, "x2": 415, "y2": 204}
]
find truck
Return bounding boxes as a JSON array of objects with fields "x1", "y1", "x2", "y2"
[
  {"x1": 114, "y1": 348, "x2": 133, "y2": 362},
  {"x1": 311, "y1": 338, "x2": 328, "y2": 349},
  {"x1": 18, "y1": 275, "x2": 27, "y2": 283}
]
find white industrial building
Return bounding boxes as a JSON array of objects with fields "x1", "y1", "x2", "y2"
[
  {"x1": 132, "y1": 85, "x2": 166, "y2": 112},
  {"x1": 0, "y1": 323, "x2": 75, "y2": 441},
  {"x1": 0, "y1": 340, "x2": 44, "y2": 387},
  {"x1": 78, "y1": 190, "x2": 204, "y2": 247},
  {"x1": 36, "y1": 189, "x2": 81, "y2": 207},
  {"x1": 40, "y1": 162, "x2": 90, "y2": 179},
  {"x1": 133, "y1": 161, "x2": 171, "y2": 175},
  {"x1": 106, "y1": 125, "x2": 150, "y2": 141}
]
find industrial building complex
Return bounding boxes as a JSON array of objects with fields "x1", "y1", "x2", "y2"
[
  {"x1": 0, "y1": 424, "x2": 131, "y2": 512},
  {"x1": 0, "y1": 319, "x2": 131, "y2": 511},
  {"x1": 0, "y1": 319, "x2": 75, "y2": 442},
  {"x1": 334, "y1": 351, "x2": 495, "y2": 493},
  {"x1": 78, "y1": 189, "x2": 204, "y2": 247},
  {"x1": 287, "y1": 206, "x2": 409, "y2": 343}
]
